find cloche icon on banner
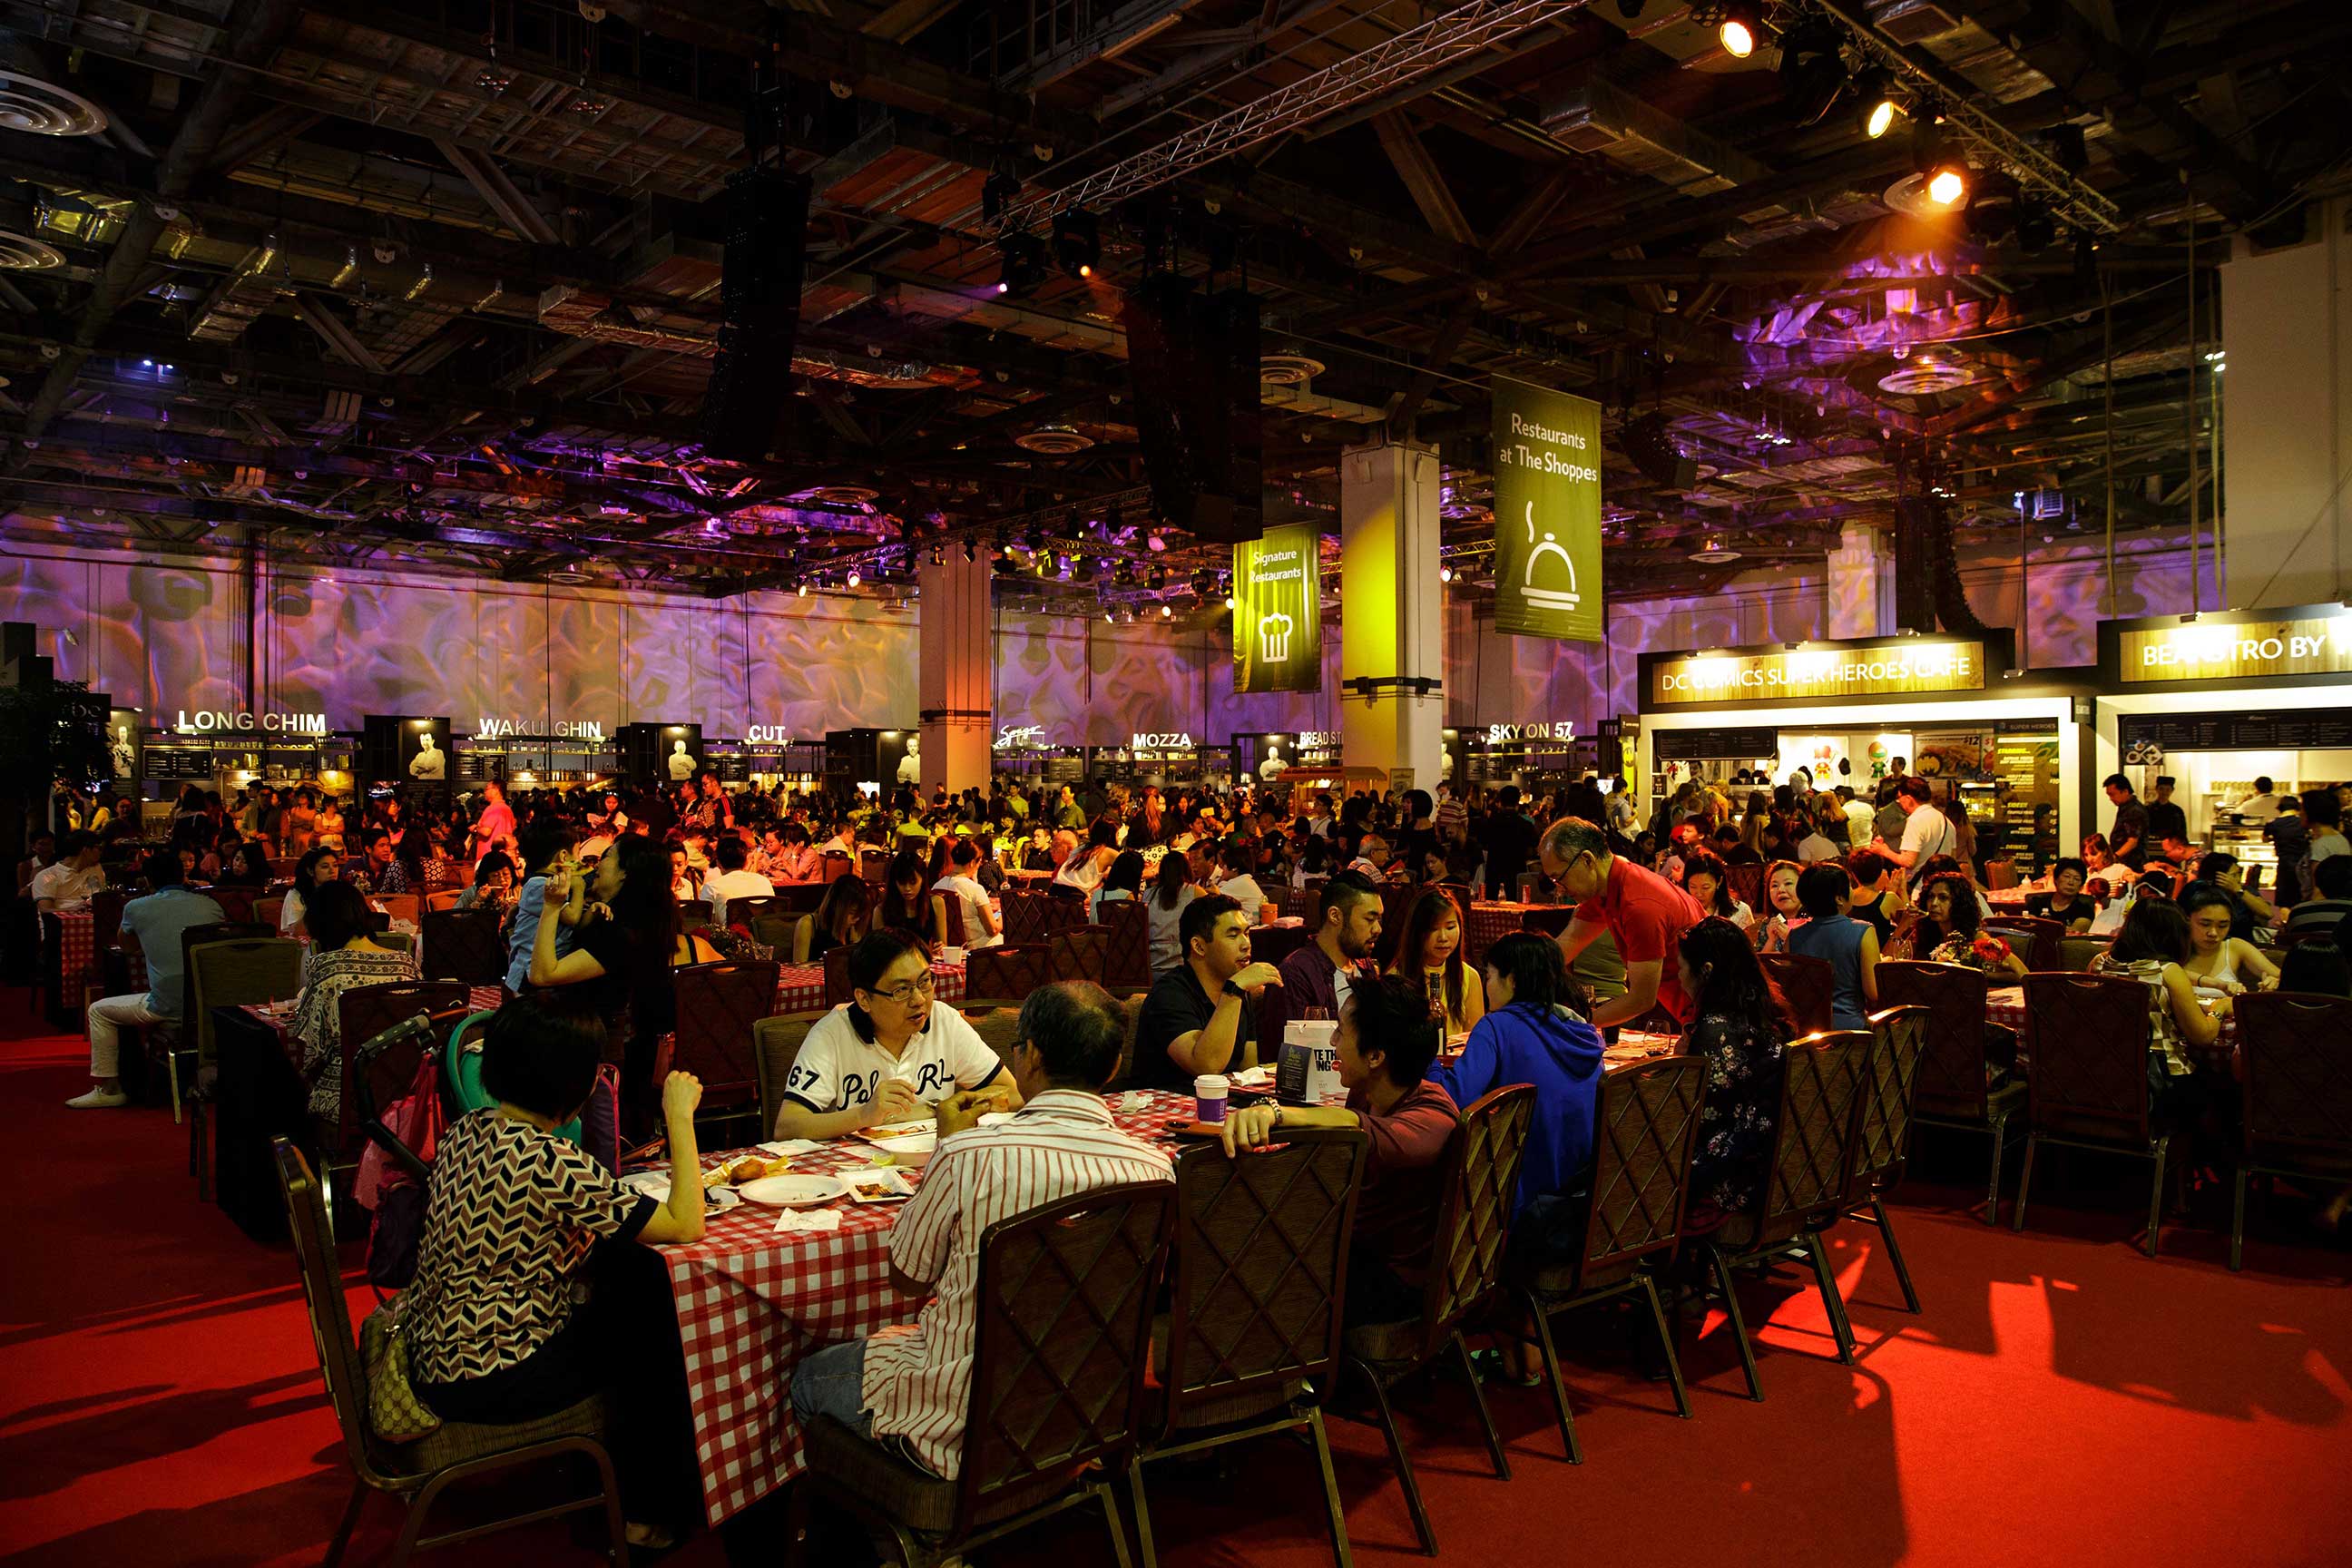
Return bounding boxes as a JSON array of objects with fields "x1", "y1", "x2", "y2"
[
  {"x1": 1258, "y1": 611, "x2": 1294, "y2": 664},
  {"x1": 1521, "y1": 503, "x2": 1580, "y2": 612}
]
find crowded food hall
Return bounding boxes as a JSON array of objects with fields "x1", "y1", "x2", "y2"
[{"x1": 4, "y1": 3, "x2": 2348, "y2": 1563}]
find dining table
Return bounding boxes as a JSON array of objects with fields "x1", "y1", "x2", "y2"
[{"x1": 652, "y1": 1036, "x2": 1686, "y2": 1526}]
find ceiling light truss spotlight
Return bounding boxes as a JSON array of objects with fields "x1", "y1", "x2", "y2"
[
  {"x1": 995, "y1": 232, "x2": 1047, "y2": 298},
  {"x1": 1715, "y1": 0, "x2": 1765, "y2": 60},
  {"x1": 1856, "y1": 69, "x2": 1906, "y2": 140},
  {"x1": 1050, "y1": 207, "x2": 1100, "y2": 280}
]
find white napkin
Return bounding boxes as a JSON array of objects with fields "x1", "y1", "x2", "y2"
[
  {"x1": 773, "y1": 1207, "x2": 845, "y2": 1235},
  {"x1": 1117, "y1": 1091, "x2": 1150, "y2": 1113},
  {"x1": 1230, "y1": 1065, "x2": 1274, "y2": 1089},
  {"x1": 756, "y1": 1140, "x2": 819, "y2": 1157}
]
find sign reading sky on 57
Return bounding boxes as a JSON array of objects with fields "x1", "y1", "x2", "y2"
[
  {"x1": 1232, "y1": 523, "x2": 1322, "y2": 692},
  {"x1": 1491, "y1": 376, "x2": 1603, "y2": 642}
]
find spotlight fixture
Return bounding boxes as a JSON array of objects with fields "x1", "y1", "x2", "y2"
[
  {"x1": 846, "y1": 568, "x2": 861, "y2": 587},
  {"x1": 1926, "y1": 161, "x2": 1968, "y2": 208},
  {"x1": 1438, "y1": 564, "x2": 1454, "y2": 583},
  {"x1": 1777, "y1": 19, "x2": 1846, "y2": 127},
  {"x1": 1222, "y1": 592, "x2": 1236, "y2": 610},
  {"x1": 981, "y1": 169, "x2": 1019, "y2": 224},
  {"x1": 1716, "y1": 0, "x2": 1763, "y2": 60},
  {"x1": 994, "y1": 233, "x2": 1047, "y2": 299},
  {"x1": 1855, "y1": 71, "x2": 1906, "y2": 140},
  {"x1": 797, "y1": 580, "x2": 808, "y2": 597},
  {"x1": 1161, "y1": 603, "x2": 1172, "y2": 618},
  {"x1": 1104, "y1": 607, "x2": 1115, "y2": 624},
  {"x1": 1050, "y1": 208, "x2": 1100, "y2": 280}
]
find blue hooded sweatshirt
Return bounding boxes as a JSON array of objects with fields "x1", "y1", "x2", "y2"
[{"x1": 1428, "y1": 1000, "x2": 1605, "y2": 1219}]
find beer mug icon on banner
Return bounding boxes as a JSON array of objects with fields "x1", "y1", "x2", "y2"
[{"x1": 1259, "y1": 610, "x2": 1294, "y2": 665}]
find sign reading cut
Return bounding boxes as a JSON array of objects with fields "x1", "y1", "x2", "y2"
[
  {"x1": 1651, "y1": 642, "x2": 1985, "y2": 705},
  {"x1": 1491, "y1": 376, "x2": 1603, "y2": 642},
  {"x1": 2120, "y1": 616, "x2": 2352, "y2": 682},
  {"x1": 1232, "y1": 524, "x2": 1322, "y2": 693}
]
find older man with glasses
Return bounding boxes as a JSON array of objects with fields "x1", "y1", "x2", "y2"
[
  {"x1": 1537, "y1": 815, "x2": 1706, "y2": 1031},
  {"x1": 770, "y1": 927, "x2": 1017, "y2": 1141}
]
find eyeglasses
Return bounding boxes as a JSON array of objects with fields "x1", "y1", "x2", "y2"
[{"x1": 871, "y1": 973, "x2": 936, "y2": 1005}]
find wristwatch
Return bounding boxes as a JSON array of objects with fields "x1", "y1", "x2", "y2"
[{"x1": 1222, "y1": 980, "x2": 1249, "y2": 1002}]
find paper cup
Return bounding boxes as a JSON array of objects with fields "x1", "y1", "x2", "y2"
[{"x1": 1194, "y1": 1073, "x2": 1231, "y2": 1124}]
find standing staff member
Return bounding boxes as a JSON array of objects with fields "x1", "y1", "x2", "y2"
[
  {"x1": 1868, "y1": 777, "x2": 1954, "y2": 891},
  {"x1": 1537, "y1": 817, "x2": 1705, "y2": 1029}
]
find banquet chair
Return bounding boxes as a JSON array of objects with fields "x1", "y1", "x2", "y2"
[
  {"x1": 933, "y1": 891, "x2": 967, "y2": 947},
  {"x1": 1517, "y1": 1054, "x2": 1707, "y2": 1463},
  {"x1": 776, "y1": 881, "x2": 828, "y2": 914},
  {"x1": 858, "y1": 848, "x2": 890, "y2": 886},
  {"x1": 1339, "y1": 1085, "x2": 1534, "y2": 1556},
  {"x1": 723, "y1": 894, "x2": 777, "y2": 932},
  {"x1": 963, "y1": 944, "x2": 1050, "y2": 1010},
  {"x1": 369, "y1": 892, "x2": 422, "y2": 927},
  {"x1": 751, "y1": 1015, "x2": 819, "y2": 1140},
  {"x1": 1876, "y1": 960, "x2": 2025, "y2": 1222},
  {"x1": 965, "y1": 1007, "x2": 1024, "y2": 1068},
  {"x1": 822, "y1": 946, "x2": 854, "y2": 1008},
  {"x1": 1758, "y1": 952, "x2": 1835, "y2": 1034},
  {"x1": 1726, "y1": 863, "x2": 1765, "y2": 916},
  {"x1": 671, "y1": 959, "x2": 780, "y2": 1145},
  {"x1": 2057, "y1": 935, "x2": 2102, "y2": 971},
  {"x1": 333, "y1": 982, "x2": 472, "y2": 1150},
  {"x1": 420, "y1": 907, "x2": 505, "y2": 988},
  {"x1": 270, "y1": 857, "x2": 300, "y2": 879},
  {"x1": 1098, "y1": 899, "x2": 1151, "y2": 995},
  {"x1": 1693, "y1": 1030, "x2": 1873, "y2": 1401},
  {"x1": 2230, "y1": 992, "x2": 2352, "y2": 1271},
  {"x1": 1847, "y1": 1006, "x2": 1932, "y2": 1313},
  {"x1": 2013, "y1": 971, "x2": 2173, "y2": 1256},
  {"x1": 749, "y1": 912, "x2": 799, "y2": 953},
  {"x1": 790, "y1": 1182, "x2": 1174, "y2": 1568},
  {"x1": 422, "y1": 889, "x2": 465, "y2": 914},
  {"x1": 1129, "y1": 1131, "x2": 1369, "y2": 1568},
  {"x1": 1047, "y1": 926, "x2": 1109, "y2": 987},
  {"x1": 156, "y1": 920, "x2": 271, "y2": 1123},
  {"x1": 1983, "y1": 916, "x2": 2063, "y2": 975},
  {"x1": 1250, "y1": 923, "x2": 1312, "y2": 971},
  {"x1": 183, "y1": 936, "x2": 306, "y2": 1200},
  {"x1": 272, "y1": 1142, "x2": 629, "y2": 1568}
]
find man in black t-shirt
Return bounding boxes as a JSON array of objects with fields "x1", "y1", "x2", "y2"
[
  {"x1": 1133, "y1": 895, "x2": 1281, "y2": 1092},
  {"x1": 1476, "y1": 786, "x2": 1540, "y2": 900}
]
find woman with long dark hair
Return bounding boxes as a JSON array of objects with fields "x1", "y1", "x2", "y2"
[
  {"x1": 281, "y1": 845, "x2": 341, "y2": 940},
  {"x1": 529, "y1": 835, "x2": 698, "y2": 1137},
  {"x1": 2093, "y1": 896, "x2": 2239, "y2": 1137},
  {"x1": 1386, "y1": 885, "x2": 1485, "y2": 1037},
  {"x1": 878, "y1": 848, "x2": 945, "y2": 946},
  {"x1": 1676, "y1": 916, "x2": 1795, "y2": 1228},
  {"x1": 1147, "y1": 847, "x2": 1203, "y2": 975},
  {"x1": 1681, "y1": 848, "x2": 1754, "y2": 931},
  {"x1": 1905, "y1": 870, "x2": 2025, "y2": 978},
  {"x1": 806, "y1": 873, "x2": 872, "y2": 962}
]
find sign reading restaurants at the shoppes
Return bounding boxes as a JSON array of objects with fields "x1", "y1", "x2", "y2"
[
  {"x1": 2119, "y1": 614, "x2": 2352, "y2": 682},
  {"x1": 1232, "y1": 523, "x2": 1322, "y2": 692},
  {"x1": 1491, "y1": 376, "x2": 1603, "y2": 642},
  {"x1": 1649, "y1": 640, "x2": 1987, "y2": 705}
]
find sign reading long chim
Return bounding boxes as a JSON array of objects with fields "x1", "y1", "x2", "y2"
[{"x1": 174, "y1": 709, "x2": 328, "y2": 735}]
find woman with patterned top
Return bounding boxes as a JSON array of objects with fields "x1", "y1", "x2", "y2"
[
  {"x1": 404, "y1": 997, "x2": 709, "y2": 1551},
  {"x1": 294, "y1": 881, "x2": 422, "y2": 1130},
  {"x1": 1898, "y1": 871, "x2": 2028, "y2": 980},
  {"x1": 2090, "y1": 897, "x2": 2239, "y2": 1136},
  {"x1": 1673, "y1": 916, "x2": 1795, "y2": 1230}
]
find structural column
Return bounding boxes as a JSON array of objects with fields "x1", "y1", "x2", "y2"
[
  {"x1": 916, "y1": 553, "x2": 993, "y2": 796},
  {"x1": 1338, "y1": 439, "x2": 1446, "y2": 792},
  {"x1": 1825, "y1": 519, "x2": 1893, "y2": 641}
]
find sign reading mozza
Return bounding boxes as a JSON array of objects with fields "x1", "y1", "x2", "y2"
[
  {"x1": 173, "y1": 709, "x2": 327, "y2": 735},
  {"x1": 1132, "y1": 731, "x2": 1195, "y2": 750}
]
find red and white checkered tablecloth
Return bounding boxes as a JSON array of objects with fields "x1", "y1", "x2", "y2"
[
  {"x1": 1984, "y1": 985, "x2": 2239, "y2": 1052},
  {"x1": 56, "y1": 907, "x2": 147, "y2": 1014},
  {"x1": 662, "y1": 1086, "x2": 1203, "y2": 1524},
  {"x1": 770, "y1": 960, "x2": 965, "y2": 1017}
]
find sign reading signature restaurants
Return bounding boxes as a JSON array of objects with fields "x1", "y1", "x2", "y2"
[{"x1": 1649, "y1": 641, "x2": 1986, "y2": 705}]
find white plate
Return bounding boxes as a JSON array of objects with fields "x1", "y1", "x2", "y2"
[
  {"x1": 868, "y1": 1117, "x2": 937, "y2": 1138},
  {"x1": 841, "y1": 1166, "x2": 916, "y2": 1202},
  {"x1": 738, "y1": 1172, "x2": 848, "y2": 1208},
  {"x1": 622, "y1": 1171, "x2": 740, "y2": 1213},
  {"x1": 867, "y1": 1132, "x2": 937, "y2": 1167}
]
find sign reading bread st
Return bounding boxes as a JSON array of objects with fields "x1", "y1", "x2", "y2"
[
  {"x1": 1491, "y1": 376, "x2": 1603, "y2": 642},
  {"x1": 1232, "y1": 523, "x2": 1322, "y2": 693}
]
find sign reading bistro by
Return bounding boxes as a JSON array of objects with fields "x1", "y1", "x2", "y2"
[
  {"x1": 1232, "y1": 524, "x2": 1321, "y2": 693},
  {"x1": 1650, "y1": 640, "x2": 1986, "y2": 705},
  {"x1": 2119, "y1": 614, "x2": 2352, "y2": 682}
]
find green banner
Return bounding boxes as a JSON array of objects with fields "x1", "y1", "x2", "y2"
[
  {"x1": 1492, "y1": 376, "x2": 1603, "y2": 641},
  {"x1": 1233, "y1": 524, "x2": 1321, "y2": 692}
]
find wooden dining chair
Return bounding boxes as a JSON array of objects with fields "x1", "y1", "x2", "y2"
[
  {"x1": 162, "y1": 920, "x2": 272, "y2": 1122},
  {"x1": 2230, "y1": 991, "x2": 2352, "y2": 1271},
  {"x1": 1339, "y1": 1085, "x2": 1534, "y2": 1556},
  {"x1": 751, "y1": 1014, "x2": 820, "y2": 1139},
  {"x1": 1758, "y1": 952, "x2": 1836, "y2": 1034},
  {"x1": 962, "y1": 944, "x2": 1051, "y2": 1009},
  {"x1": 422, "y1": 889, "x2": 466, "y2": 914},
  {"x1": 332, "y1": 981, "x2": 472, "y2": 1148},
  {"x1": 1129, "y1": 1131, "x2": 1368, "y2": 1568},
  {"x1": 1047, "y1": 926, "x2": 1109, "y2": 987},
  {"x1": 1518, "y1": 1054, "x2": 1708, "y2": 1462},
  {"x1": 1097, "y1": 899, "x2": 1151, "y2": 995},
  {"x1": 1847, "y1": 1005, "x2": 1932, "y2": 1313},
  {"x1": 1726, "y1": 862, "x2": 1766, "y2": 916},
  {"x1": 789, "y1": 1182, "x2": 1174, "y2": 1568},
  {"x1": 273, "y1": 1142, "x2": 629, "y2": 1567},
  {"x1": 671, "y1": 959, "x2": 781, "y2": 1144},
  {"x1": 931, "y1": 890, "x2": 967, "y2": 947},
  {"x1": 723, "y1": 894, "x2": 778, "y2": 931},
  {"x1": 420, "y1": 907, "x2": 505, "y2": 988},
  {"x1": 1876, "y1": 960, "x2": 2025, "y2": 1223},
  {"x1": 1691, "y1": 1030, "x2": 1873, "y2": 1401},
  {"x1": 368, "y1": 892, "x2": 422, "y2": 927},
  {"x1": 2013, "y1": 971, "x2": 2173, "y2": 1256},
  {"x1": 1983, "y1": 915, "x2": 2063, "y2": 974}
]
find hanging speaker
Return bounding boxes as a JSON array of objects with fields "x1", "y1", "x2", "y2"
[
  {"x1": 1122, "y1": 276, "x2": 1263, "y2": 543},
  {"x1": 698, "y1": 164, "x2": 810, "y2": 463}
]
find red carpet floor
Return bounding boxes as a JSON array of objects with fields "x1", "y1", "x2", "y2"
[{"x1": 4, "y1": 992, "x2": 2348, "y2": 1568}]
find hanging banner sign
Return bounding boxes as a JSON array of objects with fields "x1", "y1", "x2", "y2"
[
  {"x1": 1233, "y1": 523, "x2": 1322, "y2": 692},
  {"x1": 1491, "y1": 376, "x2": 1603, "y2": 642}
]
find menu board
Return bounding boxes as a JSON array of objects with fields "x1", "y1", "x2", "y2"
[
  {"x1": 2119, "y1": 710, "x2": 2352, "y2": 752},
  {"x1": 1654, "y1": 726, "x2": 1779, "y2": 761},
  {"x1": 145, "y1": 743, "x2": 215, "y2": 780}
]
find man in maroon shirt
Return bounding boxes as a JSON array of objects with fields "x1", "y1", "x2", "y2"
[
  {"x1": 1538, "y1": 815, "x2": 1706, "y2": 1028},
  {"x1": 1219, "y1": 974, "x2": 1459, "y2": 1325}
]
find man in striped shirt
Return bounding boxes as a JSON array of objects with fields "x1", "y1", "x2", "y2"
[{"x1": 789, "y1": 981, "x2": 1172, "y2": 1479}]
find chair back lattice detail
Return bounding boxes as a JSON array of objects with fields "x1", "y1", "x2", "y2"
[
  {"x1": 958, "y1": 1182, "x2": 1174, "y2": 1536},
  {"x1": 1876, "y1": 961, "x2": 1994, "y2": 1121},
  {"x1": 1759, "y1": 952, "x2": 1836, "y2": 1034},
  {"x1": 671, "y1": 960, "x2": 780, "y2": 1110},
  {"x1": 1854, "y1": 1005, "x2": 1930, "y2": 1191},
  {"x1": 1416, "y1": 1085, "x2": 1536, "y2": 1357},
  {"x1": 724, "y1": 895, "x2": 779, "y2": 932},
  {"x1": 1570, "y1": 1055, "x2": 1708, "y2": 1291},
  {"x1": 1098, "y1": 899, "x2": 1151, "y2": 991},
  {"x1": 1162, "y1": 1131, "x2": 1367, "y2": 1436},
  {"x1": 421, "y1": 906, "x2": 505, "y2": 986},
  {"x1": 823, "y1": 946, "x2": 854, "y2": 1008},
  {"x1": 965, "y1": 944, "x2": 1051, "y2": 1004},
  {"x1": 1757, "y1": 1031, "x2": 1873, "y2": 1232},
  {"x1": 2236, "y1": 992, "x2": 2352, "y2": 1172},
  {"x1": 2022, "y1": 972, "x2": 2156, "y2": 1146},
  {"x1": 1983, "y1": 916, "x2": 2063, "y2": 974},
  {"x1": 935, "y1": 893, "x2": 968, "y2": 948},
  {"x1": 208, "y1": 885, "x2": 260, "y2": 925},
  {"x1": 334, "y1": 980, "x2": 471, "y2": 1142},
  {"x1": 1725, "y1": 863, "x2": 1765, "y2": 917},
  {"x1": 1047, "y1": 926, "x2": 1109, "y2": 986}
]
